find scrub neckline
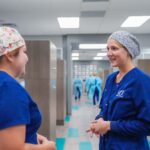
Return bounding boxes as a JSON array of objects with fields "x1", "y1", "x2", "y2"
[{"x1": 114, "y1": 67, "x2": 137, "y2": 85}]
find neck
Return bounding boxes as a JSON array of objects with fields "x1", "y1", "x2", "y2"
[
  {"x1": 0, "y1": 66, "x2": 16, "y2": 78},
  {"x1": 118, "y1": 60, "x2": 135, "y2": 75},
  {"x1": 116, "y1": 60, "x2": 135, "y2": 83}
]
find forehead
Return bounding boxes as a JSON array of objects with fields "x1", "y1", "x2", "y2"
[{"x1": 107, "y1": 39, "x2": 123, "y2": 47}]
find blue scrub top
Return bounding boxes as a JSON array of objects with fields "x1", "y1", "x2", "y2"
[
  {"x1": 96, "y1": 68, "x2": 150, "y2": 150},
  {"x1": 0, "y1": 71, "x2": 42, "y2": 144}
]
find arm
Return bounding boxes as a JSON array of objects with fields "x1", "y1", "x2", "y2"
[
  {"x1": 95, "y1": 76, "x2": 110, "y2": 120},
  {"x1": 95, "y1": 92, "x2": 104, "y2": 120},
  {"x1": 110, "y1": 119, "x2": 150, "y2": 137},
  {"x1": 0, "y1": 125, "x2": 56, "y2": 150},
  {"x1": 87, "y1": 118, "x2": 150, "y2": 137},
  {"x1": 88, "y1": 118, "x2": 110, "y2": 136},
  {"x1": 110, "y1": 76, "x2": 150, "y2": 137}
]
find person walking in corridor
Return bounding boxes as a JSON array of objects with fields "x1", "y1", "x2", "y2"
[
  {"x1": 73, "y1": 76, "x2": 83, "y2": 101},
  {"x1": 0, "y1": 26, "x2": 55, "y2": 150},
  {"x1": 88, "y1": 31, "x2": 150, "y2": 150},
  {"x1": 93, "y1": 73, "x2": 103, "y2": 105}
]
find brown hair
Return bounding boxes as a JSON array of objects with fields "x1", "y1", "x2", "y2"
[{"x1": 0, "y1": 48, "x2": 20, "y2": 63}]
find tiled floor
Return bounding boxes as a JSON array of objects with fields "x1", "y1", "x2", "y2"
[
  {"x1": 56, "y1": 94, "x2": 100, "y2": 150},
  {"x1": 56, "y1": 94, "x2": 150, "y2": 150}
]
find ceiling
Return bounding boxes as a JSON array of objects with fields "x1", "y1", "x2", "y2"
[
  {"x1": 0, "y1": 0, "x2": 150, "y2": 61},
  {"x1": 0, "y1": 0, "x2": 150, "y2": 35}
]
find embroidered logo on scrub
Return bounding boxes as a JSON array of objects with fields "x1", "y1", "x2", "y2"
[{"x1": 116, "y1": 90, "x2": 125, "y2": 98}]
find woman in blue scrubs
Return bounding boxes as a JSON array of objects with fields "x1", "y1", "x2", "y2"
[
  {"x1": 0, "y1": 27, "x2": 55, "y2": 150},
  {"x1": 88, "y1": 31, "x2": 150, "y2": 150}
]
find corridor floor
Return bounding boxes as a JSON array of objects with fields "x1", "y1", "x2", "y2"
[
  {"x1": 56, "y1": 95, "x2": 100, "y2": 150},
  {"x1": 56, "y1": 95, "x2": 150, "y2": 150}
]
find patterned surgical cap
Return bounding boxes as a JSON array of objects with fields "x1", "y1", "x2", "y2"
[
  {"x1": 108, "y1": 31, "x2": 140, "y2": 58},
  {"x1": 0, "y1": 26, "x2": 25, "y2": 56}
]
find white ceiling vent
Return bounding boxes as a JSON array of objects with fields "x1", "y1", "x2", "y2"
[
  {"x1": 81, "y1": 11, "x2": 105, "y2": 17},
  {"x1": 82, "y1": 0, "x2": 109, "y2": 2}
]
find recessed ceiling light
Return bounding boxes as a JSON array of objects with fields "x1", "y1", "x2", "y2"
[
  {"x1": 79, "y1": 44, "x2": 107, "y2": 49},
  {"x1": 57, "y1": 17, "x2": 79, "y2": 28},
  {"x1": 121, "y1": 16, "x2": 150, "y2": 27}
]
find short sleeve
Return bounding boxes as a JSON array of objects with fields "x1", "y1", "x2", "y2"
[{"x1": 0, "y1": 81, "x2": 30, "y2": 130}]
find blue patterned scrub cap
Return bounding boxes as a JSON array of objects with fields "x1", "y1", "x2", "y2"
[{"x1": 108, "y1": 31, "x2": 140, "y2": 58}]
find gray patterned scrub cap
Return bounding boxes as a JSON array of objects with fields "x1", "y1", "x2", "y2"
[{"x1": 108, "y1": 31, "x2": 140, "y2": 58}]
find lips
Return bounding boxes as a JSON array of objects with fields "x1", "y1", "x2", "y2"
[{"x1": 109, "y1": 57, "x2": 116, "y2": 62}]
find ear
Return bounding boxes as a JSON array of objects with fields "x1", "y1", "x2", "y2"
[{"x1": 4, "y1": 52, "x2": 15, "y2": 63}]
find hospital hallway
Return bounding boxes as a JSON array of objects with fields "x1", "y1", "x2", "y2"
[
  {"x1": 56, "y1": 94, "x2": 100, "y2": 150},
  {"x1": 56, "y1": 94, "x2": 150, "y2": 150}
]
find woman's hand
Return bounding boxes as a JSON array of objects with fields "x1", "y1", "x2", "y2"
[
  {"x1": 87, "y1": 118, "x2": 110, "y2": 136},
  {"x1": 42, "y1": 140, "x2": 56, "y2": 150},
  {"x1": 37, "y1": 133, "x2": 56, "y2": 150},
  {"x1": 37, "y1": 133, "x2": 48, "y2": 144}
]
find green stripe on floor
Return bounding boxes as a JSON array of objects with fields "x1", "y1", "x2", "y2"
[
  {"x1": 79, "y1": 141, "x2": 92, "y2": 150},
  {"x1": 65, "y1": 115, "x2": 70, "y2": 122},
  {"x1": 67, "y1": 127, "x2": 79, "y2": 137},
  {"x1": 72, "y1": 105, "x2": 80, "y2": 110},
  {"x1": 85, "y1": 101, "x2": 93, "y2": 105},
  {"x1": 56, "y1": 138, "x2": 65, "y2": 150}
]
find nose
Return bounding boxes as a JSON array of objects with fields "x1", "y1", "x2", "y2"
[
  {"x1": 107, "y1": 49, "x2": 112, "y2": 57},
  {"x1": 26, "y1": 54, "x2": 29, "y2": 63}
]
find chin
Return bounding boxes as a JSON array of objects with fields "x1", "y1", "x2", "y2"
[
  {"x1": 17, "y1": 71, "x2": 26, "y2": 79},
  {"x1": 110, "y1": 63, "x2": 118, "y2": 67}
]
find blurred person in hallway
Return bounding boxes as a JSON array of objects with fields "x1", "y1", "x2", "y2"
[
  {"x1": 85, "y1": 74, "x2": 92, "y2": 99},
  {"x1": 98, "y1": 72, "x2": 103, "y2": 100},
  {"x1": 93, "y1": 73, "x2": 103, "y2": 105},
  {"x1": 86, "y1": 73, "x2": 102, "y2": 105},
  {"x1": 88, "y1": 31, "x2": 150, "y2": 150},
  {"x1": 73, "y1": 76, "x2": 83, "y2": 101},
  {"x1": 0, "y1": 26, "x2": 55, "y2": 150},
  {"x1": 87, "y1": 73, "x2": 96, "y2": 103}
]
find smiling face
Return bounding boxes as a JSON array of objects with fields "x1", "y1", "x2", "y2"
[{"x1": 107, "y1": 39, "x2": 132, "y2": 68}]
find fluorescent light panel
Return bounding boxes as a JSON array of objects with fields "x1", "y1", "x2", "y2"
[
  {"x1": 121, "y1": 16, "x2": 150, "y2": 27},
  {"x1": 72, "y1": 53, "x2": 79, "y2": 56},
  {"x1": 79, "y1": 44, "x2": 107, "y2": 49},
  {"x1": 72, "y1": 57, "x2": 79, "y2": 60},
  {"x1": 57, "y1": 17, "x2": 79, "y2": 28},
  {"x1": 101, "y1": 48, "x2": 107, "y2": 52},
  {"x1": 97, "y1": 53, "x2": 107, "y2": 56},
  {"x1": 93, "y1": 57, "x2": 103, "y2": 60}
]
